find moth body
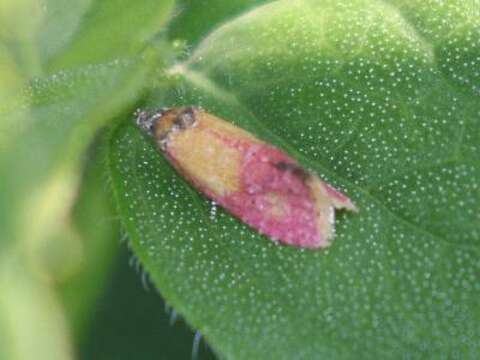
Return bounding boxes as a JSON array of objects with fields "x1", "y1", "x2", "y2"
[{"x1": 136, "y1": 107, "x2": 357, "y2": 249}]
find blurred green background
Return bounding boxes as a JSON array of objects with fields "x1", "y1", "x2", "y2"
[{"x1": 80, "y1": 247, "x2": 215, "y2": 360}]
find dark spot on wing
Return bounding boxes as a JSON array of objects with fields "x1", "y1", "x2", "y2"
[
  {"x1": 174, "y1": 107, "x2": 197, "y2": 129},
  {"x1": 273, "y1": 161, "x2": 310, "y2": 181}
]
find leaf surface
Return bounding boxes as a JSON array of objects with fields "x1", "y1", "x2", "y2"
[{"x1": 110, "y1": 0, "x2": 480, "y2": 358}]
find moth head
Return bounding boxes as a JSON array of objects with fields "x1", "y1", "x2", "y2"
[
  {"x1": 135, "y1": 107, "x2": 197, "y2": 138},
  {"x1": 135, "y1": 108, "x2": 167, "y2": 136}
]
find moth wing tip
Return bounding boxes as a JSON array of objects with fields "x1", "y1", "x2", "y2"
[{"x1": 336, "y1": 199, "x2": 359, "y2": 213}]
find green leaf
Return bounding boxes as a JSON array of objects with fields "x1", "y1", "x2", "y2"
[
  {"x1": 0, "y1": 252, "x2": 73, "y2": 360},
  {"x1": 0, "y1": 0, "x2": 44, "y2": 76},
  {"x1": 37, "y1": 0, "x2": 94, "y2": 64},
  {"x1": 48, "y1": 0, "x2": 175, "y2": 70},
  {"x1": 0, "y1": 46, "x2": 157, "y2": 360},
  {"x1": 0, "y1": 0, "x2": 175, "y2": 263},
  {"x1": 0, "y1": 1, "x2": 176, "y2": 359},
  {"x1": 0, "y1": 56, "x2": 148, "y2": 253},
  {"x1": 110, "y1": 0, "x2": 479, "y2": 358},
  {"x1": 59, "y1": 139, "x2": 120, "y2": 343},
  {"x1": 80, "y1": 248, "x2": 217, "y2": 360},
  {"x1": 168, "y1": 0, "x2": 269, "y2": 46}
]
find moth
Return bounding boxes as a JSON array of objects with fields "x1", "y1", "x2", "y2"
[{"x1": 136, "y1": 107, "x2": 357, "y2": 249}]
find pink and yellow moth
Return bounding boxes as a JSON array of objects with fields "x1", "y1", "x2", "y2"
[{"x1": 136, "y1": 107, "x2": 357, "y2": 249}]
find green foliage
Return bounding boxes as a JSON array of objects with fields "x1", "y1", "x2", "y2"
[
  {"x1": 1, "y1": 0, "x2": 479, "y2": 359},
  {"x1": 0, "y1": 0, "x2": 175, "y2": 359},
  {"x1": 168, "y1": 0, "x2": 269, "y2": 46},
  {"x1": 110, "y1": 0, "x2": 480, "y2": 359}
]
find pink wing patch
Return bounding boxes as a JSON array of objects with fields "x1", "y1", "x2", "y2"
[{"x1": 217, "y1": 142, "x2": 355, "y2": 248}]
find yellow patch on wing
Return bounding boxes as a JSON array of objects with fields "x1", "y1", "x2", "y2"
[
  {"x1": 197, "y1": 111, "x2": 261, "y2": 144},
  {"x1": 169, "y1": 126, "x2": 242, "y2": 196}
]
